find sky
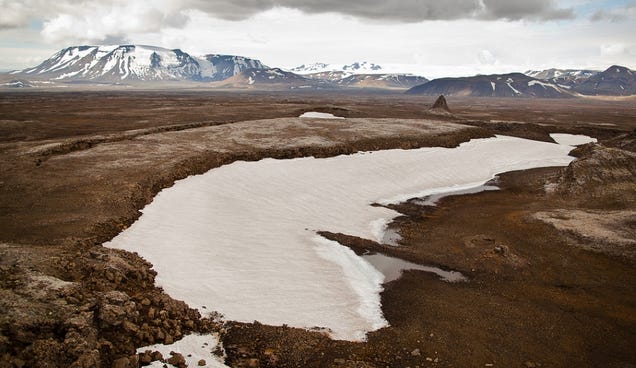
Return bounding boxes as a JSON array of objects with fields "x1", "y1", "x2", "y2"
[{"x1": 0, "y1": 0, "x2": 634, "y2": 77}]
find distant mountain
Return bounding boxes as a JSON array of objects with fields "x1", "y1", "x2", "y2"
[
  {"x1": 11, "y1": 45, "x2": 267, "y2": 83},
  {"x1": 2, "y1": 79, "x2": 32, "y2": 88},
  {"x1": 304, "y1": 71, "x2": 348, "y2": 82},
  {"x1": 406, "y1": 73, "x2": 573, "y2": 98},
  {"x1": 216, "y1": 68, "x2": 333, "y2": 89},
  {"x1": 572, "y1": 65, "x2": 636, "y2": 96},
  {"x1": 290, "y1": 63, "x2": 331, "y2": 74},
  {"x1": 291, "y1": 62, "x2": 383, "y2": 76},
  {"x1": 198, "y1": 54, "x2": 267, "y2": 81},
  {"x1": 525, "y1": 68, "x2": 599, "y2": 88},
  {"x1": 338, "y1": 74, "x2": 429, "y2": 89}
]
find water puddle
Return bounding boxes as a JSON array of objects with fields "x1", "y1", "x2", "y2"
[
  {"x1": 410, "y1": 183, "x2": 499, "y2": 207},
  {"x1": 362, "y1": 253, "x2": 467, "y2": 283}
]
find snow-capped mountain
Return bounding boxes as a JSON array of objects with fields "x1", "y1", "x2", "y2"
[
  {"x1": 290, "y1": 63, "x2": 331, "y2": 74},
  {"x1": 198, "y1": 54, "x2": 267, "y2": 81},
  {"x1": 407, "y1": 73, "x2": 573, "y2": 98},
  {"x1": 572, "y1": 65, "x2": 636, "y2": 96},
  {"x1": 524, "y1": 69, "x2": 599, "y2": 87},
  {"x1": 14, "y1": 45, "x2": 267, "y2": 82},
  {"x1": 291, "y1": 62, "x2": 383, "y2": 76}
]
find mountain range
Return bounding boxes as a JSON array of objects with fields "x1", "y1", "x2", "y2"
[
  {"x1": 406, "y1": 66, "x2": 635, "y2": 98},
  {"x1": 406, "y1": 72, "x2": 572, "y2": 98},
  {"x1": 2, "y1": 44, "x2": 635, "y2": 97},
  {"x1": 291, "y1": 62, "x2": 383, "y2": 76}
]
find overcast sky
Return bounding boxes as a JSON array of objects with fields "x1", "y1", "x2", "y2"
[{"x1": 0, "y1": 0, "x2": 634, "y2": 77}]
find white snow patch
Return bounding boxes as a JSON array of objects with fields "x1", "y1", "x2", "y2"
[
  {"x1": 550, "y1": 133, "x2": 597, "y2": 146},
  {"x1": 106, "y1": 136, "x2": 576, "y2": 341},
  {"x1": 53, "y1": 70, "x2": 82, "y2": 80},
  {"x1": 312, "y1": 237, "x2": 387, "y2": 340},
  {"x1": 490, "y1": 81, "x2": 496, "y2": 91},
  {"x1": 528, "y1": 80, "x2": 559, "y2": 91},
  {"x1": 299, "y1": 112, "x2": 345, "y2": 119},
  {"x1": 506, "y1": 79, "x2": 521, "y2": 94},
  {"x1": 137, "y1": 334, "x2": 229, "y2": 368},
  {"x1": 247, "y1": 76, "x2": 255, "y2": 85}
]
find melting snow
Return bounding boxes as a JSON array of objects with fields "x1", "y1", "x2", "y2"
[
  {"x1": 528, "y1": 80, "x2": 559, "y2": 91},
  {"x1": 506, "y1": 78, "x2": 521, "y2": 94},
  {"x1": 550, "y1": 133, "x2": 597, "y2": 146},
  {"x1": 362, "y1": 253, "x2": 466, "y2": 283},
  {"x1": 490, "y1": 81, "x2": 496, "y2": 91},
  {"x1": 137, "y1": 334, "x2": 229, "y2": 368},
  {"x1": 106, "y1": 136, "x2": 577, "y2": 341},
  {"x1": 299, "y1": 112, "x2": 345, "y2": 119}
]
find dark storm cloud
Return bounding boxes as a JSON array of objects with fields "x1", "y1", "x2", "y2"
[
  {"x1": 0, "y1": 0, "x2": 574, "y2": 32},
  {"x1": 480, "y1": 0, "x2": 574, "y2": 20},
  {"x1": 187, "y1": 0, "x2": 574, "y2": 22}
]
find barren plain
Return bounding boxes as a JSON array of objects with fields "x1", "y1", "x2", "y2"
[{"x1": 0, "y1": 91, "x2": 635, "y2": 368}]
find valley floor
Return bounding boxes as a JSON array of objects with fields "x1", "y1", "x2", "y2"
[{"x1": 0, "y1": 91, "x2": 634, "y2": 368}]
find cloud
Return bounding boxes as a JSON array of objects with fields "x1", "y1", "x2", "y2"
[
  {"x1": 480, "y1": 0, "x2": 574, "y2": 20},
  {"x1": 189, "y1": 0, "x2": 482, "y2": 22},
  {"x1": 187, "y1": 0, "x2": 574, "y2": 22},
  {"x1": 0, "y1": 0, "x2": 39, "y2": 29},
  {"x1": 39, "y1": 0, "x2": 189, "y2": 44},
  {"x1": 600, "y1": 43, "x2": 635, "y2": 58},
  {"x1": 477, "y1": 49, "x2": 498, "y2": 65},
  {"x1": 590, "y1": 4, "x2": 636, "y2": 22},
  {"x1": 0, "y1": 0, "x2": 575, "y2": 35}
]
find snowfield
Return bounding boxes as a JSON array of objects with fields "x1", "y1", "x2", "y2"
[
  {"x1": 106, "y1": 135, "x2": 579, "y2": 341},
  {"x1": 299, "y1": 111, "x2": 345, "y2": 119},
  {"x1": 550, "y1": 133, "x2": 597, "y2": 146}
]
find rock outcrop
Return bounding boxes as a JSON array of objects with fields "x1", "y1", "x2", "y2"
[{"x1": 555, "y1": 141, "x2": 636, "y2": 208}]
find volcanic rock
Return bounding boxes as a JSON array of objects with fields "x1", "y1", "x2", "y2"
[{"x1": 430, "y1": 95, "x2": 450, "y2": 112}]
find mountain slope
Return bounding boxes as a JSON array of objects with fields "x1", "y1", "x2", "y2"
[
  {"x1": 525, "y1": 69, "x2": 599, "y2": 87},
  {"x1": 215, "y1": 68, "x2": 334, "y2": 89},
  {"x1": 572, "y1": 65, "x2": 636, "y2": 96},
  {"x1": 406, "y1": 73, "x2": 573, "y2": 98},
  {"x1": 13, "y1": 45, "x2": 267, "y2": 83},
  {"x1": 338, "y1": 74, "x2": 429, "y2": 89},
  {"x1": 198, "y1": 54, "x2": 267, "y2": 81}
]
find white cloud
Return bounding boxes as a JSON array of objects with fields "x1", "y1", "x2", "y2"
[
  {"x1": 477, "y1": 49, "x2": 498, "y2": 65},
  {"x1": 600, "y1": 43, "x2": 632, "y2": 58},
  {"x1": 40, "y1": 0, "x2": 189, "y2": 45}
]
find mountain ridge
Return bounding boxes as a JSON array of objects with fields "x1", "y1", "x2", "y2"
[
  {"x1": 406, "y1": 72, "x2": 574, "y2": 98},
  {"x1": 12, "y1": 45, "x2": 268, "y2": 83}
]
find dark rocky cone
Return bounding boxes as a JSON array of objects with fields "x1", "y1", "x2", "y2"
[{"x1": 430, "y1": 95, "x2": 450, "y2": 112}]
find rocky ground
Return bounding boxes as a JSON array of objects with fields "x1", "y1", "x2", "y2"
[{"x1": 0, "y1": 92, "x2": 634, "y2": 367}]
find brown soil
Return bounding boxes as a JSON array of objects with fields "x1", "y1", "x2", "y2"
[{"x1": 0, "y1": 91, "x2": 635, "y2": 368}]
